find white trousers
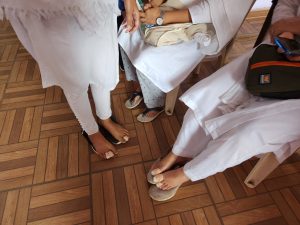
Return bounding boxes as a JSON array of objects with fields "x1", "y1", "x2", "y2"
[
  {"x1": 174, "y1": 108, "x2": 300, "y2": 182},
  {"x1": 9, "y1": 15, "x2": 115, "y2": 136},
  {"x1": 64, "y1": 85, "x2": 112, "y2": 135}
]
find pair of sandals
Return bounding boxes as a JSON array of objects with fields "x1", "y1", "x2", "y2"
[
  {"x1": 125, "y1": 91, "x2": 164, "y2": 123},
  {"x1": 147, "y1": 159, "x2": 181, "y2": 202},
  {"x1": 82, "y1": 118, "x2": 129, "y2": 159}
]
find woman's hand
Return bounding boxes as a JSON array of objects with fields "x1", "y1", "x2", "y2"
[
  {"x1": 144, "y1": 0, "x2": 166, "y2": 9},
  {"x1": 277, "y1": 32, "x2": 300, "y2": 61},
  {"x1": 124, "y1": 0, "x2": 140, "y2": 32},
  {"x1": 140, "y1": 7, "x2": 161, "y2": 25},
  {"x1": 270, "y1": 17, "x2": 300, "y2": 42}
]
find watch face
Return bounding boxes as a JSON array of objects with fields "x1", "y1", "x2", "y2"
[{"x1": 156, "y1": 17, "x2": 163, "y2": 26}]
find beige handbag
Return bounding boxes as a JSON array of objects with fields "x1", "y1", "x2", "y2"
[{"x1": 142, "y1": 0, "x2": 211, "y2": 47}]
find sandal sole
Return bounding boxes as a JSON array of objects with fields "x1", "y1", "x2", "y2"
[{"x1": 137, "y1": 109, "x2": 164, "y2": 123}]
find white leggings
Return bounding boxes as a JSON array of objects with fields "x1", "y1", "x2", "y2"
[{"x1": 64, "y1": 84, "x2": 112, "y2": 135}]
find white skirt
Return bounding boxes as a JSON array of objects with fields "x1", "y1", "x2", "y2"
[{"x1": 8, "y1": 12, "x2": 119, "y2": 94}]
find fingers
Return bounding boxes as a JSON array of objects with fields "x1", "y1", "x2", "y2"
[
  {"x1": 287, "y1": 55, "x2": 300, "y2": 61},
  {"x1": 126, "y1": 11, "x2": 140, "y2": 33},
  {"x1": 125, "y1": 14, "x2": 134, "y2": 32},
  {"x1": 131, "y1": 11, "x2": 140, "y2": 32},
  {"x1": 277, "y1": 47, "x2": 285, "y2": 54},
  {"x1": 139, "y1": 12, "x2": 146, "y2": 18},
  {"x1": 140, "y1": 18, "x2": 146, "y2": 23},
  {"x1": 144, "y1": 3, "x2": 152, "y2": 10}
]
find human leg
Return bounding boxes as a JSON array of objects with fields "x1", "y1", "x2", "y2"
[
  {"x1": 90, "y1": 84, "x2": 129, "y2": 143},
  {"x1": 136, "y1": 69, "x2": 166, "y2": 122},
  {"x1": 149, "y1": 109, "x2": 212, "y2": 179},
  {"x1": 64, "y1": 89, "x2": 117, "y2": 158}
]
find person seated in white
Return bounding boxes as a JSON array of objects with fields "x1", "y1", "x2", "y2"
[
  {"x1": 147, "y1": 0, "x2": 300, "y2": 200},
  {"x1": 0, "y1": 0, "x2": 140, "y2": 159},
  {"x1": 119, "y1": 0, "x2": 254, "y2": 122}
]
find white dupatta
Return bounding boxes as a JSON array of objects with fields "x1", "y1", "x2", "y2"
[{"x1": 0, "y1": 0, "x2": 120, "y2": 35}]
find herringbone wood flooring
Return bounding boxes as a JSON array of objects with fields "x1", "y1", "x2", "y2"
[{"x1": 0, "y1": 10, "x2": 300, "y2": 225}]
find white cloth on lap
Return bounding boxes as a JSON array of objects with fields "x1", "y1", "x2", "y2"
[{"x1": 118, "y1": 0, "x2": 254, "y2": 92}]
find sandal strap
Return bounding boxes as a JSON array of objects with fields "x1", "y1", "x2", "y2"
[
  {"x1": 81, "y1": 130, "x2": 96, "y2": 150},
  {"x1": 142, "y1": 107, "x2": 164, "y2": 116},
  {"x1": 129, "y1": 91, "x2": 143, "y2": 103}
]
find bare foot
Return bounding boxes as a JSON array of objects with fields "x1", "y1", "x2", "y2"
[
  {"x1": 101, "y1": 118, "x2": 130, "y2": 143},
  {"x1": 150, "y1": 152, "x2": 190, "y2": 177},
  {"x1": 89, "y1": 132, "x2": 117, "y2": 159},
  {"x1": 132, "y1": 81, "x2": 141, "y2": 92},
  {"x1": 155, "y1": 168, "x2": 190, "y2": 190}
]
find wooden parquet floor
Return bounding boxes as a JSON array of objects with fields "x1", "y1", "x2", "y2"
[{"x1": 0, "y1": 10, "x2": 300, "y2": 225}]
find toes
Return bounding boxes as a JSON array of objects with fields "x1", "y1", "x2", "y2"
[
  {"x1": 151, "y1": 168, "x2": 162, "y2": 176},
  {"x1": 123, "y1": 136, "x2": 129, "y2": 142},
  {"x1": 164, "y1": 185, "x2": 172, "y2": 190},
  {"x1": 161, "y1": 183, "x2": 169, "y2": 190},
  {"x1": 156, "y1": 182, "x2": 163, "y2": 189},
  {"x1": 153, "y1": 174, "x2": 164, "y2": 183},
  {"x1": 105, "y1": 151, "x2": 115, "y2": 159},
  {"x1": 107, "y1": 143, "x2": 118, "y2": 155}
]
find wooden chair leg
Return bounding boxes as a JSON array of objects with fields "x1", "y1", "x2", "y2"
[
  {"x1": 244, "y1": 152, "x2": 280, "y2": 188},
  {"x1": 165, "y1": 86, "x2": 180, "y2": 116}
]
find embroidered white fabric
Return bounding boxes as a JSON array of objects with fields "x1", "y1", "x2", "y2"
[{"x1": 0, "y1": 0, "x2": 120, "y2": 35}]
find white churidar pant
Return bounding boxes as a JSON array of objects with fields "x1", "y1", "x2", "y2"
[{"x1": 173, "y1": 50, "x2": 300, "y2": 182}]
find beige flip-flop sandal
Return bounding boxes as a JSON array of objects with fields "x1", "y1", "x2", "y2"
[
  {"x1": 137, "y1": 107, "x2": 164, "y2": 123},
  {"x1": 125, "y1": 91, "x2": 143, "y2": 109},
  {"x1": 149, "y1": 185, "x2": 181, "y2": 202},
  {"x1": 98, "y1": 117, "x2": 129, "y2": 145}
]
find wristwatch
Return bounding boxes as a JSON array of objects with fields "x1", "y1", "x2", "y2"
[{"x1": 156, "y1": 10, "x2": 165, "y2": 26}]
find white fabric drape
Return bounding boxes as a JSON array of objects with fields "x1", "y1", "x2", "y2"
[
  {"x1": 118, "y1": 0, "x2": 255, "y2": 92},
  {"x1": 5, "y1": 0, "x2": 121, "y2": 94},
  {"x1": 178, "y1": 0, "x2": 300, "y2": 171},
  {"x1": 0, "y1": 0, "x2": 120, "y2": 36}
]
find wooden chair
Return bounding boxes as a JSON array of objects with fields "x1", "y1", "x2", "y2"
[{"x1": 165, "y1": 0, "x2": 256, "y2": 115}]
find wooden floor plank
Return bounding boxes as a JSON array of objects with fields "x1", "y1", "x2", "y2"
[
  {"x1": 1, "y1": 11, "x2": 299, "y2": 225},
  {"x1": 1, "y1": 189, "x2": 19, "y2": 225}
]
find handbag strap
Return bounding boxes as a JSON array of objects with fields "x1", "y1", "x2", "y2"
[{"x1": 254, "y1": 0, "x2": 279, "y2": 47}]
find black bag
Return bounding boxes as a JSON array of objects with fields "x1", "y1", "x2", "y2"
[{"x1": 245, "y1": 44, "x2": 300, "y2": 99}]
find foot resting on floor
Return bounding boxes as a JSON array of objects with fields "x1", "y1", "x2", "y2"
[
  {"x1": 150, "y1": 152, "x2": 190, "y2": 178},
  {"x1": 101, "y1": 118, "x2": 130, "y2": 143},
  {"x1": 154, "y1": 167, "x2": 190, "y2": 190},
  {"x1": 89, "y1": 132, "x2": 117, "y2": 159}
]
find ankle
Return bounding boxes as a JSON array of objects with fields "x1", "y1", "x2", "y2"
[
  {"x1": 89, "y1": 132, "x2": 106, "y2": 143},
  {"x1": 177, "y1": 168, "x2": 190, "y2": 183},
  {"x1": 101, "y1": 118, "x2": 113, "y2": 126}
]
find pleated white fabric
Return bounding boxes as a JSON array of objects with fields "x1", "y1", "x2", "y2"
[{"x1": 3, "y1": 0, "x2": 121, "y2": 94}]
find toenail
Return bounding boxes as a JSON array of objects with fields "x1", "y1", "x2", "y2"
[{"x1": 151, "y1": 168, "x2": 161, "y2": 176}]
